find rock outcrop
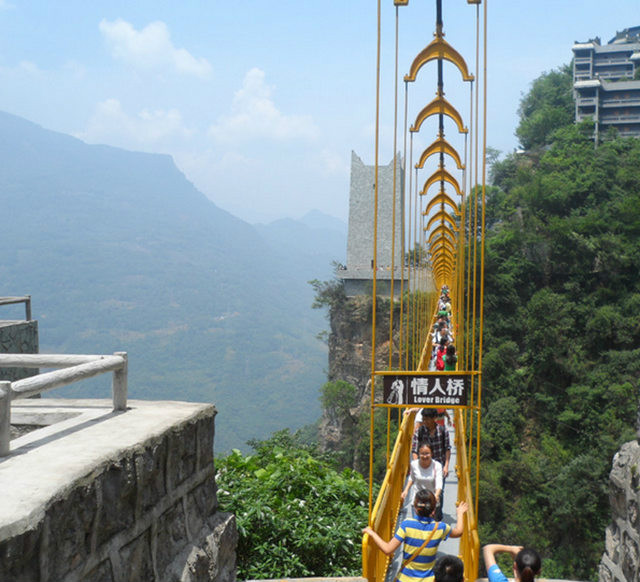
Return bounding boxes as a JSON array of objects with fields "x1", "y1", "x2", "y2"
[
  {"x1": 599, "y1": 438, "x2": 640, "y2": 582},
  {"x1": 318, "y1": 291, "x2": 404, "y2": 469}
]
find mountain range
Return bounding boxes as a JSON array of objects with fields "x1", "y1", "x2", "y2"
[{"x1": 0, "y1": 110, "x2": 347, "y2": 452}]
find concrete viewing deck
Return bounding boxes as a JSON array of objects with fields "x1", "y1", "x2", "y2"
[
  {"x1": 0, "y1": 398, "x2": 215, "y2": 539},
  {"x1": 0, "y1": 397, "x2": 237, "y2": 582}
]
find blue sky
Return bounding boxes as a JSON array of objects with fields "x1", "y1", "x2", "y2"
[{"x1": 0, "y1": 1, "x2": 638, "y2": 223}]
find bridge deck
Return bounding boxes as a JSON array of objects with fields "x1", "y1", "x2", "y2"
[{"x1": 385, "y1": 419, "x2": 459, "y2": 582}]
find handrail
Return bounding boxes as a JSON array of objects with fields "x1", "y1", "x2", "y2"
[
  {"x1": 0, "y1": 296, "x2": 32, "y2": 321},
  {"x1": 363, "y1": 410, "x2": 417, "y2": 582},
  {"x1": 363, "y1": 407, "x2": 479, "y2": 582},
  {"x1": 0, "y1": 352, "x2": 128, "y2": 456},
  {"x1": 454, "y1": 409, "x2": 480, "y2": 580}
]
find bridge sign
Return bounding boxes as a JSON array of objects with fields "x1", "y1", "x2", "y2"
[{"x1": 382, "y1": 373, "x2": 469, "y2": 406}]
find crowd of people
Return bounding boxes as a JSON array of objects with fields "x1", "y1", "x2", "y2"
[
  {"x1": 363, "y1": 285, "x2": 542, "y2": 582},
  {"x1": 431, "y1": 286, "x2": 457, "y2": 373}
]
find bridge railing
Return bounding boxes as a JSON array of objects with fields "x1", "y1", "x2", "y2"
[
  {"x1": 454, "y1": 408, "x2": 480, "y2": 579},
  {"x1": 0, "y1": 352, "x2": 128, "y2": 456},
  {"x1": 363, "y1": 409, "x2": 418, "y2": 582}
]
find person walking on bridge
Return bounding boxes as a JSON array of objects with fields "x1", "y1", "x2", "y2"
[
  {"x1": 363, "y1": 490, "x2": 468, "y2": 582},
  {"x1": 401, "y1": 442, "x2": 443, "y2": 507},
  {"x1": 412, "y1": 409, "x2": 451, "y2": 519}
]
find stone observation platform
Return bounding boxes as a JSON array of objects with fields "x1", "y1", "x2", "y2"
[{"x1": 0, "y1": 398, "x2": 236, "y2": 582}]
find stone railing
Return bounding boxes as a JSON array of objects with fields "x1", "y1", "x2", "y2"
[
  {"x1": 0, "y1": 295, "x2": 32, "y2": 320},
  {"x1": 0, "y1": 352, "x2": 127, "y2": 455}
]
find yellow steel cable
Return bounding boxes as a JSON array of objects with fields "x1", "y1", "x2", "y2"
[
  {"x1": 465, "y1": 79, "x2": 471, "y2": 355},
  {"x1": 475, "y1": 0, "x2": 488, "y2": 521},
  {"x1": 460, "y1": 104, "x2": 470, "y2": 373},
  {"x1": 399, "y1": 82, "x2": 409, "y2": 368},
  {"x1": 457, "y1": 141, "x2": 465, "y2": 370},
  {"x1": 368, "y1": 0, "x2": 382, "y2": 522},
  {"x1": 384, "y1": 3, "x2": 402, "y2": 469},
  {"x1": 406, "y1": 131, "x2": 414, "y2": 371},
  {"x1": 411, "y1": 163, "x2": 420, "y2": 370},
  {"x1": 389, "y1": 5, "x2": 400, "y2": 373},
  {"x1": 471, "y1": 0, "x2": 480, "y2": 375},
  {"x1": 467, "y1": 0, "x2": 481, "y2": 475}
]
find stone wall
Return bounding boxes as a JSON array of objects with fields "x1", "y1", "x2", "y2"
[
  {"x1": 0, "y1": 320, "x2": 39, "y2": 382},
  {"x1": 599, "y1": 439, "x2": 640, "y2": 582},
  {"x1": 0, "y1": 403, "x2": 237, "y2": 582}
]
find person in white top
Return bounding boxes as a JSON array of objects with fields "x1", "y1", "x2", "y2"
[{"x1": 400, "y1": 441, "x2": 443, "y2": 508}]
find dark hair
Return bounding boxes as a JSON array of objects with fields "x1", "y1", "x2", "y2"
[
  {"x1": 433, "y1": 555, "x2": 464, "y2": 582},
  {"x1": 515, "y1": 548, "x2": 541, "y2": 582},
  {"x1": 446, "y1": 344, "x2": 457, "y2": 364},
  {"x1": 417, "y1": 441, "x2": 433, "y2": 454},
  {"x1": 414, "y1": 489, "x2": 436, "y2": 518}
]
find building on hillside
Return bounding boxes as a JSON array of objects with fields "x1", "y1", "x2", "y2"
[
  {"x1": 572, "y1": 26, "x2": 640, "y2": 141},
  {"x1": 337, "y1": 152, "x2": 410, "y2": 297}
]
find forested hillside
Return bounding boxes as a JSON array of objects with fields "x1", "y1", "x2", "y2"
[
  {"x1": 0, "y1": 111, "x2": 345, "y2": 452},
  {"x1": 478, "y1": 65, "x2": 640, "y2": 579}
]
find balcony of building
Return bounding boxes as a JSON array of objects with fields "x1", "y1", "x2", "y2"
[
  {"x1": 600, "y1": 112, "x2": 640, "y2": 123},
  {"x1": 593, "y1": 55, "x2": 634, "y2": 66},
  {"x1": 576, "y1": 112, "x2": 596, "y2": 123},
  {"x1": 576, "y1": 96, "x2": 598, "y2": 106},
  {"x1": 601, "y1": 96, "x2": 640, "y2": 107},
  {"x1": 616, "y1": 125, "x2": 640, "y2": 137}
]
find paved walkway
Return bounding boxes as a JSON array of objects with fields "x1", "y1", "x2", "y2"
[{"x1": 385, "y1": 419, "x2": 459, "y2": 582}]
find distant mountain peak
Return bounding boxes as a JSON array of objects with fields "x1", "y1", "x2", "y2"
[{"x1": 298, "y1": 210, "x2": 347, "y2": 234}]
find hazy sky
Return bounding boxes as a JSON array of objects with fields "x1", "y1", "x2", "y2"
[{"x1": 0, "y1": 1, "x2": 638, "y2": 223}]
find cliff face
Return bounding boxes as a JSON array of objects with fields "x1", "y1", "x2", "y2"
[
  {"x1": 599, "y1": 438, "x2": 640, "y2": 582},
  {"x1": 319, "y1": 293, "x2": 404, "y2": 468}
]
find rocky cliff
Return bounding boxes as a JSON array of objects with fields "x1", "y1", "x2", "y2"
[
  {"x1": 317, "y1": 285, "x2": 406, "y2": 473},
  {"x1": 599, "y1": 434, "x2": 640, "y2": 582}
]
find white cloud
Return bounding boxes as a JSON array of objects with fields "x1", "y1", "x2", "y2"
[
  {"x1": 319, "y1": 149, "x2": 349, "y2": 175},
  {"x1": 208, "y1": 68, "x2": 318, "y2": 143},
  {"x1": 16, "y1": 61, "x2": 42, "y2": 75},
  {"x1": 99, "y1": 19, "x2": 212, "y2": 78},
  {"x1": 78, "y1": 98, "x2": 193, "y2": 149}
]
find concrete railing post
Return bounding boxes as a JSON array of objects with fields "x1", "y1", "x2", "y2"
[
  {"x1": 0, "y1": 381, "x2": 12, "y2": 456},
  {"x1": 112, "y1": 352, "x2": 128, "y2": 411},
  {"x1": 25, "y1": 295, "x2": 31, "y2": 321}
]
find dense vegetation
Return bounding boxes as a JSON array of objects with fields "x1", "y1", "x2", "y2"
[
  {"x1": 216, "y1": 64, "x2": 640, "y2": 580},
  {"x1": 477, "y1": 66, "x2": 640, "y2": 580},
  {"x1": 216, "y1": 430, "x2": 370, "y2": 579}
]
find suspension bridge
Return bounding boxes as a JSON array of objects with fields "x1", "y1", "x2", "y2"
[{"x1": 362, "y1": 1, "x2": 487, "y2": 580}]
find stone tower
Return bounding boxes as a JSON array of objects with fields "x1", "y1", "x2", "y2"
[{"x1": 338, "y1": 151, "x2": 405, "y2": 296}]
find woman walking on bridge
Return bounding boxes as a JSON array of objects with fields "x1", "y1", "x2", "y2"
[
  {"x1": 363, "y1": 490, "x2": 468, "y2": 582},
  {"x1": 400, "y1": 442, "x2": 443, "y2": 509}
]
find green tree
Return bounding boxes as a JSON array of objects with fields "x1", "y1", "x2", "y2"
[
  {"x1": 476, "y1": 65, "x2": 640, "y2": 581},
  {"x1": 515, "y1": 64, "x2": 574, "y2": 150},
  {"x1": 321, "y1": 380, "x2": 358, "y2": 416},
  {"x1": 216, "y1": 430, "x2": 371, "y2": 579}
]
